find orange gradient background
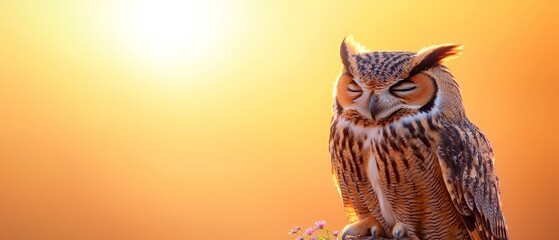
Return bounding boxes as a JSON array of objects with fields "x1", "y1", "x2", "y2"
[{"x1": 1, "y1": 1, "x2": 558, "y2": 239}]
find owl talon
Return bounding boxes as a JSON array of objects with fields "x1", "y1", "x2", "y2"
[
  {"x1": 392, "y1": 222, "x2": 407, "y2": 240},
  {"x1": 340, "y1": 231, "x2": 349, "y2": 240},
  {"x1": 370, "y1": 226, "x2": 378, "y2": 238},
  {"x1": 339, "y1": 216, "x2": 385, "y2": 240}
]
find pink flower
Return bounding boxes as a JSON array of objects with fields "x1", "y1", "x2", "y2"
[
  {"x1": 288, "y1": 226, "x2": 301, "y2": 235},
  {"x1": 295, "y1": 236, "x2": 303, "y2": 240},
  {"x1": 304, "y1": 226, "x2": 316, "y2": 235},
  {"x1": 332, "y1": 230, "x2": 339, "y2": 237},
  {"x1": 314, "y1": 220, "x2": 326, "y2": 229},
  {"x1": 310, "y1": 236, "x2": 316, "y2": 240}
]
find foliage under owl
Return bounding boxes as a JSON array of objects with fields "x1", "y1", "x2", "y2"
[{"x1": 329, "y1": 36, "x2": 508, "y2": 240}]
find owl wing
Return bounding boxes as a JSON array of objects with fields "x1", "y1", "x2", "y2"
[
  {"x1": 331, "y1": 165, "x2": 359, "y2": 223},
  {"x1": 436, "y1": 120, "x2": 508, "y2": 240}
]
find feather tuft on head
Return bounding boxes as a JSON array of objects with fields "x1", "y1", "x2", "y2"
[
  {"x1": 340, "y1": 35, "x2": 369, "y2": 75},
  {"x1": 409, "y1": 44, "x2": 463, "y2": 77}
]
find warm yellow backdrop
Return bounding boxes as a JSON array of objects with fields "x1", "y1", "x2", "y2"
[{"x1": 1, "y1": 1, "x2": 558, "y2": 239}]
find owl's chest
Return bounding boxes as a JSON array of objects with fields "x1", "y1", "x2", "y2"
[
  {"x1": 331, "y1": 118, "x2": 440, "y2": 184},
  {"x1": 365, "y1": 122, "x2": 444, "y2": 225},
  {"x1": 368, "y1": 126, "x2": 440, "y2": 186},
  {"x1": 362, "y1": 121, "x2": 440, "y2": 218},
  {"x1": 330, "y1": 117, "x2": 446, "y2": 226}
]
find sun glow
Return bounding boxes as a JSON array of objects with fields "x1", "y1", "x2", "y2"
[{"x1": 110, "y1": 0, "x2": 227, "y2": 68}]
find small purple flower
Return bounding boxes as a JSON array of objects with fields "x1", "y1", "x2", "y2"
[
  {"x1": 305, "y1": 226, "x2": 317, "y2": 235},
  {"x1": 310, "y1": 236, "x2": 317, "y2": 240},
  {"x1": 314, "y1": 220, "x2": 326, "y2": 229},
  {"x1": 332, "y1": 230, "x2": 339, "y2": 237},
  {"x1": 288, "y1": 226, "x2": 301, "y2": 235},
  {"x1": 295, "y1": 236, "x2": 303, "y2": 240}
]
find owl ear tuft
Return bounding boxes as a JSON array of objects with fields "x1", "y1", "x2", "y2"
[
  {"x1": 340, "y1": 35, "x2": 368, "y2": 75},
  {"x1": 409, "y1": 44, "x2": 463, "y2": 77}
]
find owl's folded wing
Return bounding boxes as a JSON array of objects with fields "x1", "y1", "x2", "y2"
[{"x1": 436, "y1": 120, "x2": 508, "y2": 240}]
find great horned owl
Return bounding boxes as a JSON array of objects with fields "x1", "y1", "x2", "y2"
[{"x1": 329, "y1": 36, "x2": 508, "y2": 240}]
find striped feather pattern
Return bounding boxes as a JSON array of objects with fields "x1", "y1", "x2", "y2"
[{"x1": 330, "y1": 114, "x2": 472, "y2": 239}]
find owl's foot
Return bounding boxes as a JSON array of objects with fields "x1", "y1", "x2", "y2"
[
  {"x1": 391, "y1": 222, "x2": 408, "y2": 240},
  {"x1": 340, "y1": 216, "x2": 385, "y2": 240}
]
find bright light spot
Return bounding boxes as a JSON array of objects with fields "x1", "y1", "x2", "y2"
[{"x1": 110, "y1": 0, "x2": 227, "y2": 69}]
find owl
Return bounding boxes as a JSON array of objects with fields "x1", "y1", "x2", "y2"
[{"x1": 329, "y1": 36, "x2": 508, "y2": 240}]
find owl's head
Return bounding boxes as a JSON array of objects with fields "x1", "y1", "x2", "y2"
[{"x1": 334, "y1": 36, "x2": 465, "y2": 125}]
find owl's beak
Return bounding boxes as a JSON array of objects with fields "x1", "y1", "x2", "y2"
[
  {"x1": 369, "y1": 95, "x2": 380, "y2": 121},
  {"x1": 369, "y1": 95, "x2": 394, "y2": 121}
]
